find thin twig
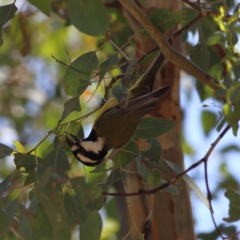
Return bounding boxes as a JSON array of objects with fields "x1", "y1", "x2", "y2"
[
  {"x1": 51, "y1": 53, "x2": 70, "y2": 67},
  {"x1": 102, "y1": 124, "x2": 231, "y2": 197}
]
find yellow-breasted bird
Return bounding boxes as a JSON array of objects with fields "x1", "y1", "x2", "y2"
[{"x1": 65, "y1": 48, "x2": 170, "y2": 166}]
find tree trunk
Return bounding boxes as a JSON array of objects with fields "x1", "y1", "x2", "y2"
[{"x1": 120, "y1": 1, "x2": 196, "y2": 239}]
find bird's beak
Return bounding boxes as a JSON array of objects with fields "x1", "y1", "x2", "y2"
[{"x1": 65, "y1": 134, "x2": 82, "y2": 147}]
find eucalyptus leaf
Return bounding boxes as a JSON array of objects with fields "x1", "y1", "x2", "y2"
[
  {"x1": 105, "y1": 169, "x2": 122, "y2": 190},
  {"x1": 0, "y1": 175, "x2": 12, "y2": 195},
  {"x1": 142, "y1": 8, "x2": 197, "y2": 35},
  {"x1": 223, "y1": 189, "x2": 240, "y2": 222},
  {"x1": 28, "y1": 0, "x2": 51, "y2": 17},
  {"x1": 85, "y1": 195, "x2": 106, "y2": 211},
  {"x1": 0, "y1": 209, "x2": 8, "y2": 237},
  {"x1": 135, "y1": 154, "x2": 148, "y2": 179},
  {"x1": 61, "y1": 97, "x2": 81, "y2": 120},
  {"x1": 113, "y1": 138, "x2": 138, "y2": 168},
  {"x1": 44, "y1": 142, "x2": 70, "y2": 178},
  {"x1": 147, "y1": 169, "x2": 161, "y2": 187},
  {"x1": 40, "y1": 186, "x2": 70, "y2": 232},
  {"x1": 0, "y1": 3, "x2": 18, "y2": 46},
  {"x1": 80, "y1": 211, "x2": 102, "y2": 240},
  {"x1": 111, "y1": 85, "x2": 129, "y2": 107},
  {"x1": 4, "y1": 198, "x2": 19, "y2": 228},
  {"x1": 165, "y1": 160, "x2": 210, "y2": 210},
  {"x1": 143, "y1": 139, "x2": 162, "y2": 167},
  {"x1": 201, "y1": 110, "x2": 217, "y2": 136},
  {"x1": 14, "y1": 153, "x2": 41, "y2": 173},
  {"x1": 162, "y1": 179, "x2": 179, "y2": 195},
  {"x1": 70, "y1": 177, "x2": 102, "y2": 222},
  {"x1": 190, "y1": 25, "x2": 210, "y2": 71},
  {"x1": 19, "y1": 205, "x2": 34, "y2": 240},
  {"x1": 13, "y1": 140, "x2": 25, "y2": 153},
  {"x1": 183, "y1": 174, "x2": 211, "y2": 211},
  {"x1": 90, "y1": 162, "x2": 112, "y2": 173},
  {"x1": 68, "y1": 0, "x2": 109, "y2": 36},
  {"x1": 63, "y1": 192, "x2": 77, "y2": 225},
  {"x1": 31, "y1": 204, "x2": 54, "y2": 240},
  {"x1": 134, "y1": 118, "x2": 175, "y2": 139},
  {"x1": 64, "y1": 51, "x2": 98, "y2": 97},
  {"x1": 99, "y1": 53, "x2": 118, "y2": 81},
  {"x1": 0, "y1": 143, "x2": 13, "y2": 159}
]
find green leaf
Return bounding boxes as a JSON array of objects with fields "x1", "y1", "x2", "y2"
[
  {"x1": 4, "y1": 198, "x2": 19, "y2": 228},
  {"x1": 90, "y1": 162, "x2": 112, "y2": 173},
  {"x1": 134, "y1": 118, "x2": 175, "y2": 139},
  {"x1": 201, "y1": 110, "x2": 217, "y2": 136},
  {"x1": 32, "y1": 204, "x2": 54, "y2": 240},
  {"x1": 80, "y1": 211, "x2": 102, "y2": 240},
  {"x1": 28, "y1": 0, "x2": 51, "y2": 17},
  {"x1": 182, "y1": 174, "x2": 210, "y2": 211},
  {"x1": 70, "y1": 177, "x2": 102, "y2": 222},
  {"x1": 135, "y1": 154, "x2": 148, "y2": 179},
  {"x1": 63, "y1": 192, "x2": 78, "y2": 225},
  {"x1": 68, "y1": 0, "x2": 109, "y2": 36},
  {"x1": 0, "y1": 175, "x2": 12, "y2": 195},
  {"x1": 105, "y1": 169, "x2": 122, "y2": 190},
  {"x1": 99, "y1": 53, "x2": 118, "y2": 81},
  {"x1": 14, "y1": 153, "x2": 41, "y2": 173},
  {"x1": 207, "y1": 32, "x2": 225, "y2": 46},
  {"x1": 0, "y1": 209, "x2": 8, "y2": 237},
  {"x1": 197, "y1": 224, "x2": 237, "y2": 240},
  {"x1": 121, "y1": 58, "x2": 139, "y2": 87},
  {"x1": 28, "y1": 167, "x2": 53, "y2": 205},
  {"x1": 165, "y1": 160, "x2": 210, "y2": 210},
  {"x1": 44, "y1": 143, "x2": 70, "y2": 181},
  {"x1": 113, "y1": 138, "x2": 138, "y2": 168},
  {"x1": 143, "y1": 139, "x2": 162, "y2": 167},
  {"x1": 19, "y1": 205, "x2": 34, "y2": 240},
  {"x1": 0, "y1": 3, "x2": 18, "y2": 46},
  {"x1": 64, "y1": 51, "x2": 98, "y2": 97},
  {"x1": 231, "y1": 96, "x2": 240, "y2": 136},
  {"x1": 223, "y1": 189, "x2": 240, "y2": 222},
  {"x1": 112, "y1": 84, "x2": 129, "y2": 107},
  {"x1": 220, "y1": 144, "x2": 240, "y2": 153},
  {"x1": 190, "y1": 25, "x2": 210, "y2": 71},
  {"x1": 71, "y1": 177, "x2": 101, "y2": 203},
  {"x1": 61, "y1": 97, "x2": 81, "y2": 120},
  {"x1": 39, "y1": 186, "x2": 71, "y2": 235},
  {"x1": 161, "y1": 179, "x2": 179, "y2": 195},
  {"x1": 13, "y1": 140, "x2": 25, "y2": 153},
  {"x1": 85, "y1": 195, "x2": 106, "y2": 211},
  {"x1": 147, "y1": 8, "x2": 198, "y2": 33},
  {"x1": 0, "y1": 143, "x2": 13, "y2": 159},
  {"x1": 147, "y1": 169, "x2": 161, "y2": 187}
]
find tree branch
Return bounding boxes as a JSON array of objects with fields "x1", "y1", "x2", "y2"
[{"x1": 119, "y1": 0, "x2": 220, "y2": 90}]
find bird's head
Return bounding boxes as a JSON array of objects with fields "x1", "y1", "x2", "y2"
[{"x1": 65, "y1": 133, "x2": 107, "y2": 166}]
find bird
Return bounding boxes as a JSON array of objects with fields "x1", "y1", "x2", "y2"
[{"x1": 65, "y1": 48, "x2": 171, "y2": 167}]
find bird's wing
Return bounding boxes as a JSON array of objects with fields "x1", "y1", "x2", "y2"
[{"x1": 93, "y1": 97, "x2": 158, "y2": 149}]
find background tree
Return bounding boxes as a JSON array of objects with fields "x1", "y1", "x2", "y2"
[{"x1": 0, "y1": 0, "x2": 239, "y2": 240}]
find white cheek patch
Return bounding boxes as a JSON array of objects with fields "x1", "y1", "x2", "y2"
[
  {"x1": 80, "y1": 137, "x2": 105, "y2": 154},
  {"x1": 71, "y1": 145, "x2": 79, "y2": 151},
  {"x1": 77, "y1": 153, "x2": 97, "y2": 164}
]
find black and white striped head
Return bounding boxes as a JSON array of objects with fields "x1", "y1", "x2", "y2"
[{"x1": 65, "y1": 132, "x2": 107, "y2": 166}]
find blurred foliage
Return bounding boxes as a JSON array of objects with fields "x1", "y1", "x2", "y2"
[{"x1": 0, "y1": 0, "x2": 240, "y2": 239}]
